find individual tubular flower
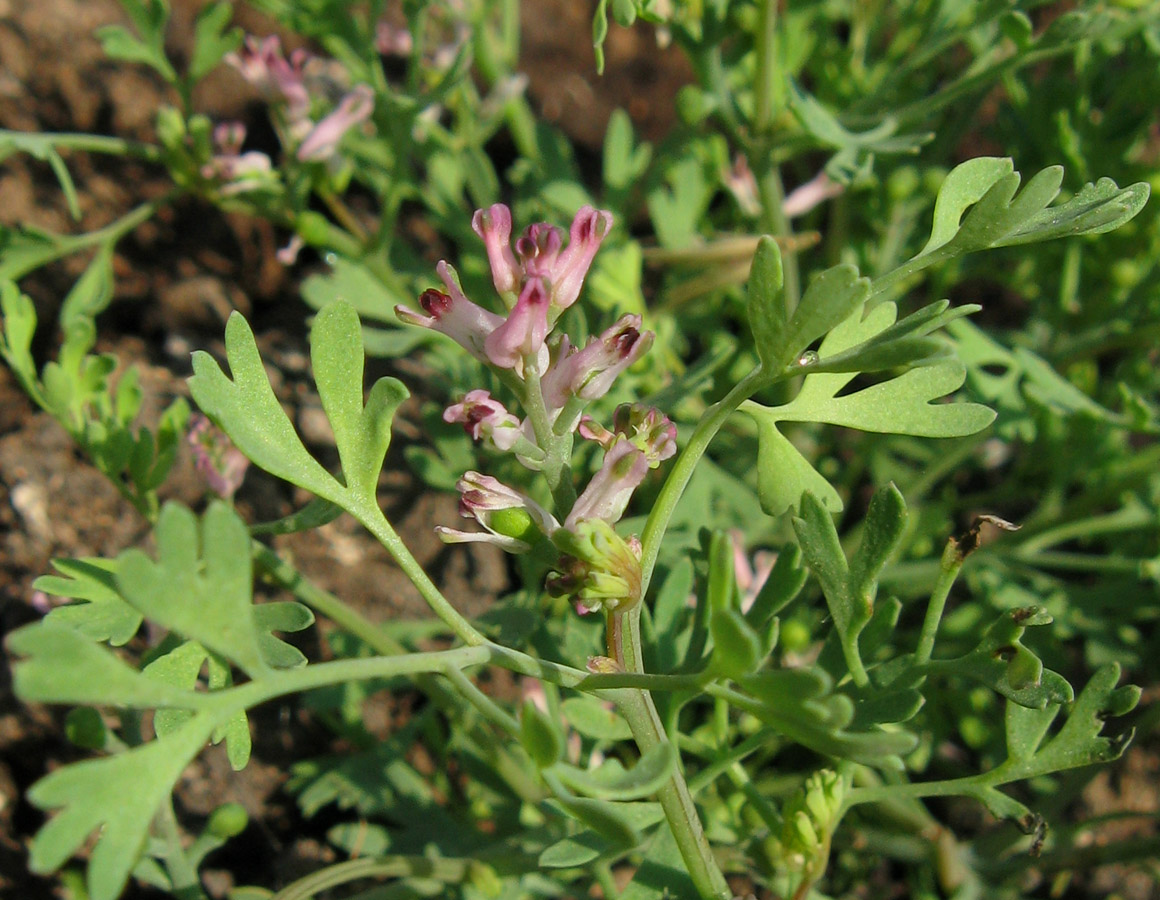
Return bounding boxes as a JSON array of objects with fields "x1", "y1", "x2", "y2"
[
  {"x1": 436, "y1": 472, "x2": 559, "y2": 552},
  {"x1": 395, "y1": 261, "x2": 505, "y2": 361},
  {"x1": 484, "y1": 277, "x2": 550, "y2": 370},
  {"x1": 579, "y1": 403, "x2": 677, "y2": 467},
  {"x1": 541, "y1": 315, "x2": 653, "y2": 409},
  {"x1": 546, "y1": 519, "x2": 642, "y2": 614},
  {"x1": 187, "y1": 413, "x2": 249, "y2": 499},
  {"x1": 566, "y1": 439, "x2": 651, "y2": 529},
  {"x1": 226, "y1": 35, "x2": 311, "y2": 118},
  {"x1": 201, "y1": 122, "x2": 274, "y2": 196},
  {"x1": 472, "y1": 204, "x2": 521, "y2": 296},
  {"x1": 473, "y1": 204, "x2": 613, "y2": 315},
  {"x1": 443, "y1": 390, "x2": 522, "y2": 452},
  {"x1": 297, "y1": 84, "x2": 375, "y2": 162},
  {"x1": 550, "y1": 206, "x2": 614, "y2": 311}
]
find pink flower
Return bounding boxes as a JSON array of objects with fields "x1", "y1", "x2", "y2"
[
  {"x1": 395, "y1": 261, "x2": 505, "y2": 361},
  {"x1": 200, "y1": 122, "x2": 273, "y2": 196},
  {"x1": 443, "y1": 390, "x2": 522, "y2": 451},
  {"x1": 484, "y1": 278, "x2": 550, "y2": 370},
  {"x1": 472, "y1": 204, "x2": 521, "y2": 296},
  {"x1": 436, "y1": 471, "x2": 559, "y2": 552},
  {"x1": 782, "y1": 171, "x2": 844, "y2": 219},
  {"x1": 227, "y1": 35, "x2": 311, "y2": 118},
  {"x1": 550, "y1": 206, "x2": 614, "y2": 310},
  {"x1": 187, "y1": 413, "x2": 249, "y2": 499},
  {"x1": 297, "y1": 84, "x2": 375, "y2": 162},
  {"x1": 580, "y1": 404, "x2": 677, "y2": 467},
  {"x1": 541, "y1": 315, "x2": 653, "y2": 409},
  {"x1": 566, "y1": 439, "x2": 651, "y2": 529},
  {"x1": 470, "y1": 203, "x2": 613, "y2": 314}
]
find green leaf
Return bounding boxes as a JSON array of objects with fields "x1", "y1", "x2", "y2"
[
  {"x1": 539, "y1": 831, "x2": 609, "y2": 869},
  {"x1": 553, "y1": 795, "x2": 641, "y2": 851},
  {"x1": 27, "y1": 715, "x2": 216, "y2": 900},
  {"x1": 735, "y1": 667, "x2": 917, "y2": 765},
  {"x1": 310, "y1": 302, "x2": 409, "y2": 498},
  {"x1": 554, "y1": 743, "x2": 676, "y2": 801},
  {"x1": 300, "y1": 257, "x2": 411, "y2": 325},
  {"x1": 116, "y1": 502, "x2": 269, "y2": 678},
  {"x1": 96, "y1": 25, "x2": 177, "y2": 81},
  {"x1": 926, "y1": 606, "x2": 1074, "y2": 709},
  {"x1": 620, "y1": 821, "x2": 700, "y2": 900},
  {"x1": 191, "y1": 313, "x2": 336, "y2": 498},
  {"x1": 0, "y1": 223, "x2": 74, "y2": 280},
  {"x1": 60, "y1": 245, "x2": 115, "y2": 330},
  {"x1": 918, "y1": 158, "x2": 1148, "y2": 259},
  {"x1": 847, "y1": 484, "x2": 907, "y2": 604},
  {"x1": 561, "y1": 696, "x2": 633, "y2": 741},
  {"x1": 746, "y1": 236, "x2": 786, "y2": 371},
  {"x1": 188, "y1": 1, "x2": 242, "y2": 83},
  {"x1": 710, "y1": 608, "x2": 763, "y2": 678},
  {"x1": 521, "y1": 700, "x2": 565, "y2": 769},
  {"x1": 919, "y1": 158, "x2": 1015, "y2": 256},
  {"x1": 0, "y1": 132, "x2": 82, "y2": 220},
  {"x1": 38, "y1": 557, "x2": 142, "y2": 646},
  {"x1": 253, "y1": 601, "x2": 314, "y2": 669},
  {"x1": 752, "y1": 416, "x2": 843, "y2": 516},
  {"x1": 540, "y1": 802, "x2": 664, "y2": 870},
  {"x1": 1006, "y1": 664, "x2": 1140, "y2": 777},
  {"x1": 746, "y1": 297, "x2": 993, "y2": 516},
  {"x1": 781, "y1": 264, "x2": 871, "y2": 368},
  {"x1": 603, "y1": 108, "x2": 652, "y2": 191},
  {"x1": 7, "y1": 621, "x2": 197, "y2": 709}
]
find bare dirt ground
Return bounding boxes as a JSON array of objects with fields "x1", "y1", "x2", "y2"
[{"x1": 0, "y1": 1, "x2": 1154, "y2": 898}]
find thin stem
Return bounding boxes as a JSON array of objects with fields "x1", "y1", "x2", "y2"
[
  {"x1": 520, "y1": 364, "x2": 576, "y2": 511},
  {"x1": 158, "y1": 799, "x2": 208, "y2": 900},
  {"x1": 614, "y1": 687, "x2": 731, "y2": 899},
  {"x1": 915, "y1": 537, "x2": 964, "y2": 665},
  {"x1": 639, "y1": 368, "x2": 767, "y2": 597},
  {"x1": 253, "y1": 542, "x2": 405, "y2": 656},
  {"x1": 611, "y1": 610, "x2": 731, "y2": 900},
  {"x1": 355, "y1": 502, "x2": 488, "y2": 646},
  {"x1": 2, "y1": 129, "x2": 165, "y2": 163}
]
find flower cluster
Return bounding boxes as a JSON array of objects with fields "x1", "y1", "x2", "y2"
[
  {"x1": 226, "y1": 35, "x2": 374, "y2": 165},
  {"x1": 399, "y1": 205, "x2": 675, "y2": 615}
]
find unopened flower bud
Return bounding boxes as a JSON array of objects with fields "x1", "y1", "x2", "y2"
[
  {"x1": 581, "y1": 403, "x2": 676, "y2": 467},
  {"x1": 547, "y1": 518, "x2": 642, "y2": 614}
]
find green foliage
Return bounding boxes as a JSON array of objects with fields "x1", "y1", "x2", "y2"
[{"x1": 190, "y1": 302, "x2": 408, "y2": 510}]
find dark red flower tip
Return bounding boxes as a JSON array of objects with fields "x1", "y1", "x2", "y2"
[{"x1": 419, "y1": 288, "x2": 452, "y2": 317}]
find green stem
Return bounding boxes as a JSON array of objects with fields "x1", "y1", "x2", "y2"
[
  {"x1": 1, "y1": 129, "x2": 164, "y2": 163},
  {"x1": 614, "y1": 688, "x2": 730, "y2": 899},
  {"x1": 610, "y1": 609, "x2": 730, "y2": 900},
  {"x1": 639, "y1": 368, "x2": 766, "y2": 597},
  {"x1": 253, "y1": 542, "x2": 403, "y2": 655},
  {"x1": 355, "y1": 502, "x2": 488, "y2": 646},
  {"x1": 158, "y1": 799, "x2": 208, "y2": 900},
  {"x1": 270, "y1": 855, "x2": 474, "y2": 900},
  {"x1": 521, "y1": 364, "x2": 576, "y2": 511},
  {"x1": 915, "y1": 537, "x2": 964, "y2": 665}
]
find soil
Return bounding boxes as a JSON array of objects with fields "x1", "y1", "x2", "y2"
[{"x1": 0, "y1": 2, "x2": 1154, "y2": 899}]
